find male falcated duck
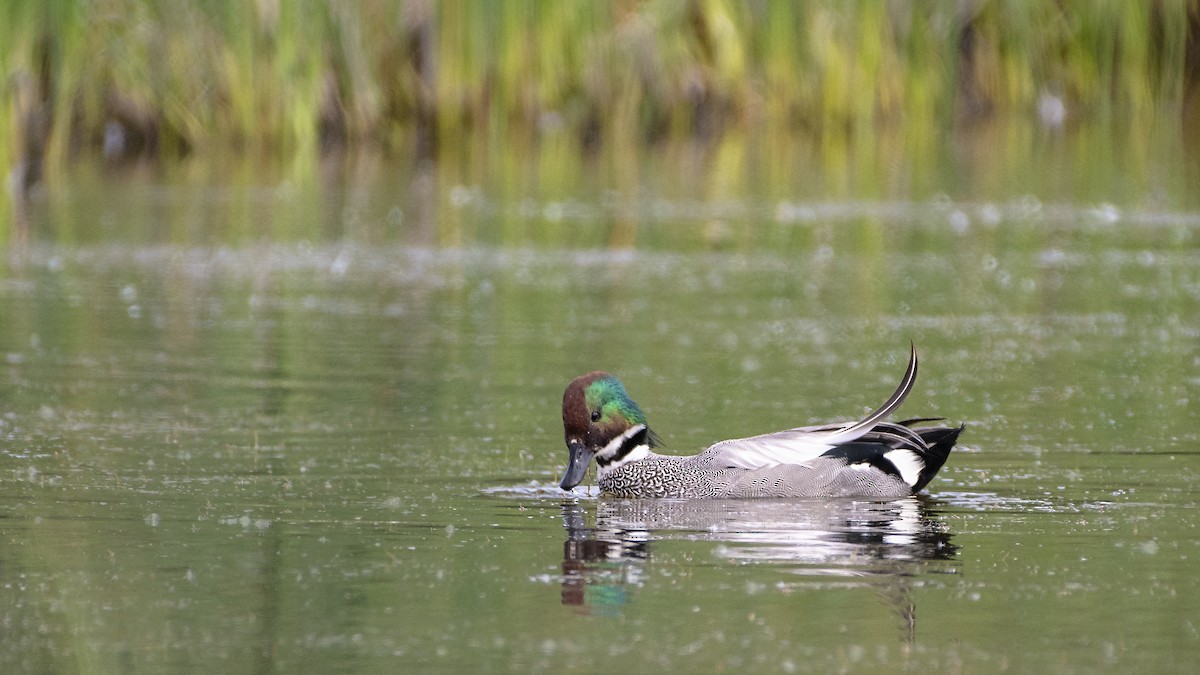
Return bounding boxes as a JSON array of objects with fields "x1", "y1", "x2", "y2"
[{"x1": 559, "y1": 346, "x2": 963, "y2": 498}]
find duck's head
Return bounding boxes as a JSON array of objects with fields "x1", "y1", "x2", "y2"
[{"x1": 559, "y1": 371, "x2": 659, "y2": 491}]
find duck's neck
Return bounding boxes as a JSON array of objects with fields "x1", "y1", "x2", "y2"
[
  {"x1": 597, "y1": 443, "x2": 651, "y2": 476},
  {"x1": 595, "y1": 424, "x2": 653, "y2": 475}
]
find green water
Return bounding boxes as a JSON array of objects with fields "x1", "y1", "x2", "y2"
[{"x1": 1, "y1": 130, "x2": 1198, "y2": 673}]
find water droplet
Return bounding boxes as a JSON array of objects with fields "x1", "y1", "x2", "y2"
[{"x1": 948, "y1": 209, "x2": 970, "y2": 233}]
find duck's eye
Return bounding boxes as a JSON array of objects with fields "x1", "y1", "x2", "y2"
[{"x1": 590, "y1": 408, "x2": 601, "y2": 423}]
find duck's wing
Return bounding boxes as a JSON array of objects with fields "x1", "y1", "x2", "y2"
[
  {"x1": 703, "y1": 346, "x2": 919, "y2": 470},
  {"x1": 702, "y1": 428, "x2": 842, "y2": 469}
]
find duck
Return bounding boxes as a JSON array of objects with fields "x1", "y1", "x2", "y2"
[{"x1": 558, "y1": 345, "x2": 963, "y2": 499}]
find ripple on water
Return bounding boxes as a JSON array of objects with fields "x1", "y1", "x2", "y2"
[
  {"x1": 482, "y1": 481, "x2": 601, "y2": 499},
  {"x1": 937, "y1": 490, "x2": 1123, "y2": 514}
]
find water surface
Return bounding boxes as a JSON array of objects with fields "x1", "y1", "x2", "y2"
[{"x1": 2, "y1": 137, "x2": 1198, "y2": 673}]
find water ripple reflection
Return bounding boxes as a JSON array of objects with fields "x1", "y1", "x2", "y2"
[{"x1": 559, "y1": 497, "x2": 958, "y2": 615}]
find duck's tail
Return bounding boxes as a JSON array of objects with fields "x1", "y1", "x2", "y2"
[
  {"x1": 904, "y1": 423, "x2": 965, "y2": 493},
  {"x1": 822, "y1": 420, "x2": 964, "y2": 494}
]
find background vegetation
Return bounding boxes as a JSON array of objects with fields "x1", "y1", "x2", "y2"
[{"x1": 3, "y1": 0, "x2": 1196, "y2": 177}]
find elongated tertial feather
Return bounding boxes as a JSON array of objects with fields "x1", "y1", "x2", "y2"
[
  {"x1": 703, "y1": 345, "x2": 920, "y2": 470},
  {"x1": 818, "y1": 344, "x2": 918, "y2": 445}
]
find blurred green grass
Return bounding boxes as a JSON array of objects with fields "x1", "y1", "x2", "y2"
[{"x1": 1, "y1": 0, "x2": 1193, "y2": 177}]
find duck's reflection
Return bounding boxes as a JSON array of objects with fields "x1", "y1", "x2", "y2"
[{"x1": 560, "y1": 497, "x2": 957, "y2": 630}]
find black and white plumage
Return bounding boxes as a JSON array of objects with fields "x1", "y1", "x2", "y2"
[{"x1": 559, "y1": 345, "x2": 963, "y2": 499}]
